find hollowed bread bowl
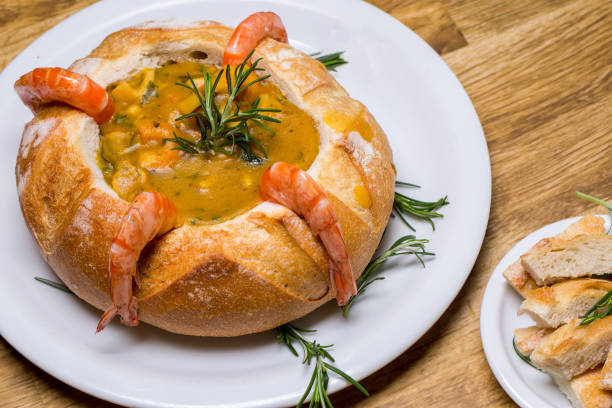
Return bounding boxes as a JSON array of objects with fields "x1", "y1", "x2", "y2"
[{"x1": 15, "y1": 21, "x2": 395, "y2": 336}]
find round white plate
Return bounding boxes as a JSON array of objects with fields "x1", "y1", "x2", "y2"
[
  {"x1": 0, "y1": 0, "x2": 490, "y2": 407},
  {"x1": 481, "y1": 214, "x2": 611, "y2": 408}
]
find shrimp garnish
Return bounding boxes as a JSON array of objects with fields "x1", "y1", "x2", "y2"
[
  {"x1": 14, "y1": 67, "x2": 114, "y2": 124},
  {"x1": 259, "y1": 162, "x2": 357, "y2": 306},
  {"x1": 222, "y1": 12, "x2": 288, "y2": 66},
  {"x1": 97, "y1": 191, "x2": 177, "y2": 332}
]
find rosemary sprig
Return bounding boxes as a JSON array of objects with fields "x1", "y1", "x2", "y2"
[
  {"x1": 34, "y1": 277, "x2": 74, "y2": 295},
  {"x1": 276, "y1": 324, "x2": 368, "y2": 407},
  {"x1": 313, "y1": 51, "x2": 348, "y2": 72},
  {"x1": 165, "y1": 132, "x2": 200, "y2": 154},
  {"x1": 393, "y1": 181, "x2": 449, "y2": 231},
  {"x1": 342, "y1": 235, "x2": 433, "y2": 316},
  {"x1": 577, "y1": 192, "x2": 612, "y2": 234},
  {"x1": 578, "y1": 290, "x2": 612, "y2": 326},
  {"x1": 164, "y1": 50, "x2": 280, "y2": 164},
  {"x1": 512, "y1": 336, "x2": 540, "y2": 370},
  {"x1": 395, "y1": 181, "x2": 420, "y2": 188}
]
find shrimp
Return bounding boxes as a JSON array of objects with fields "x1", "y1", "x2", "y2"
[
  {"x1": 96, "y1": 191, "x2": 178, "y2": 332},
  {"x1": 259, "y1": 162, "x2": 357, "y2": 306},
  {"x1": 14, "y1": 67, "x2": 114, "y2": 124},
  {"x1": 222, "y1": 12, "x2": 288, "y2": 66}
]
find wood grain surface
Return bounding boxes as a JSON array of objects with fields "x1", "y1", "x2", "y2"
[{"x1": 0, "y1": 0, "x2": 610, "y2": 407}]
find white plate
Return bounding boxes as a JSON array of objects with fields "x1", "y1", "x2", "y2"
[
  {"x1": 0, "y1": 0, "x2": 490, "y2": 407},
  {"x1": 481, "y1": 215, "x2": 612, "y2": 408}
]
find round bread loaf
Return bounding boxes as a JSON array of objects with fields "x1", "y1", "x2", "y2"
[{"x1": 15, "y1": 20, "x2": 395, "y2": 336}]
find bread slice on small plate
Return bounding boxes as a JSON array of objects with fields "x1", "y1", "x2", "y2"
[
  {"x1": 522, "y1": 235, "x2": 612, "y2": 286},
  {"x1": 503, "y1": 215, "x2": 605, "y2": 296},
  {"x1": 482, "y1": 214, "x2": 611, "y2": 408},
  {"x1": 601, "y1": 348, "x2": 612, "y2": 391},
  {"x1": 531, "y1": 316, "x2": 612, "y2": 380},
  {"x1": 519, "y1": 279, "x2": 612, "y2": 328},
  {"x1": 514, "y1": 326, "x2": 553, "y2": 355},
  {"x1": 504, "y1": 256, "x2": 543, "y2": 296},
  {"x1": 553, "y1": 214, "x2": 607, "y2": 242},
  {"x1": 554, "y1": 366, "x2": 612, "y2": 408}
]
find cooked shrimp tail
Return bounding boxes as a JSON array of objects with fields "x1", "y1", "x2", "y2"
[
  {"x1": 96, "y1": 191, "x2": 178, "y2": 332},
  {"x1": 96, "y1": 304, "x2": 132, "y2": 333},
  {"x1": 222, "y1": 12, "x2": 288, "y2": 66},
  {"x1": 259, "y1": 162, "x2": 357, "y2": 305},
  {"x1": 320, "y1": 224, "x2": 357, "y2": 306},
  {"x1": 14, "y1": 67, "x2": 114, "y2": 124}
]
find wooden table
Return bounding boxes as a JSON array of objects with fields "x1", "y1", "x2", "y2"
[{"x1": 1, "y1": 0, "x2": 610, "y2": 406}]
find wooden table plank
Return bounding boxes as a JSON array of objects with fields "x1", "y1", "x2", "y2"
[
  {"x1": 439, "y1": 0, "x2": 578, "y2": 43},
  {"x1": 0, "y1": 0, "x2": 98, "y2": 70},
  {"x1": 383, "y1": 1, "x2": 468, "y2": 54},
  {"x1": 443, "y1": 0, "x2": 612, "y2": 242},
  {"x1": 1, "y1": 1, "x2": 610, "y2": 407}
]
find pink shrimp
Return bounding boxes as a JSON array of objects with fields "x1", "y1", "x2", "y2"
[
  {"x1": 222, "y1": 12, "x2": 288, "y2": 66},
  {"x1": 14, "y1": 67, "x2": 114, "y2": 124},
  {"x1": 259, "y1": 162, "x2": 357, "y2": 306},
  {"x1": 96, "y1": 191, "x2": 178, "y2": 332}
]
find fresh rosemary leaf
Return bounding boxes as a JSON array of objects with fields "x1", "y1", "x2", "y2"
[
  {"x1": 576, "y1": 192, "x2": 612, "y2": 234},
  {"x1": 163, "y1": 132, "x2": 200, "y2": 154},
  {"x1": 314, "y1": 51, "x2": 348, "y2": 72},
  {"x1": 342, "y1": 235, "x2": 433, "y2": 316},
  {"x1": 172, "y1": 50, "x2": 277, "y2": 163},
  {"x1": 276, "y1": 324, "x2": 368, "y2": 407},
  {"x1": 324, "y1": 363, "x2": 369, "y2": 396},
  {"x1": 393, "y1": 181, "x2": 449, "y2": 231},
  {"x1": 34, "y1": 277, "x2": 74, "y2": 295},
  {"x1": 141, "y1": 81, "x2": 158, "y2": 105},
  {"x1": 512, "y1": 336, "x2": 540, "y2": 370},
  {"x1": 578, "y1": 290, "x2": 612, "y2": 326},
  {"x1": 395, "y1": 181, "x2": 420, "y2": 188},
  {"x1": 577, "y1": 192, "x2": 612, "y2": 211}
]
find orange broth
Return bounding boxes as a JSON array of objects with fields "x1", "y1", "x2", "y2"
[{"x1": 99, "y1": 61, "x2": 320, "y2": 224}]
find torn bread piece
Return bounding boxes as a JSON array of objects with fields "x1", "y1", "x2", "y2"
[
  {"x1": 519, "y1": 279, "x2": 612, "y2": 328},
  {"x1": 522, "y1": 235, "x2": 612, "y2": 286},
  {"x1": 531, "y1": 316, "x2": 612, "y2": 380},
  {"x1": 514, "y1": 326, "x2": 553, "y2": 355},
  {"x1": 504, "y1": 258, "x2": 541, "y2": 297},
  {"x1": 503, "y1": 215, "x2": 605, "y2": 296},
  {"x1": 554, "y1": 214, "x2": 607, "y2": 242},
  {"x1": 554, "y1": 366, "x2": 612, "y2": 408},
  {"x1": 601, "y1": 348, "x2": 612, "y2": 391}
]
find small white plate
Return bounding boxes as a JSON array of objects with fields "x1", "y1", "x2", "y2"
[
  {"x1": 480, "y1": 214, "x2": 611, "y2": 408},
  {"x1": 0, "y1": 0, "x2": 490, "y2": 407}
]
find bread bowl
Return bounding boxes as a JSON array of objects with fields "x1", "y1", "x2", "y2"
[{"x1": 14, "y1": 17, "x2": 395, "y2": 336}]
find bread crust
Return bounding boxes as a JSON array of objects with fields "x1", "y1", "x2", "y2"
[
  {"x1": 522, "y1": 235, "x2": 612, "y2": 285},
  {"x1": 519, "y1": 279, "x2": 612, "y2": 328},
  {"x1": 15, "y1": 21, "x2": 395, "y2": 336},
  {"x1": 554, "y1": 367, "x2": 612, "y2": 408},
  {"x1": 503, "y1": 215, "x2": 606, "y2": 296},
  {"x1": 531, "y1": 316, "x2": 612, "y2": 380},
  {"x1": 514, "y1": 326, "x2": 553, "y2": 355},
  {"x1": 601, "y1": 349, "x2": 612, "y2": 390}
]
